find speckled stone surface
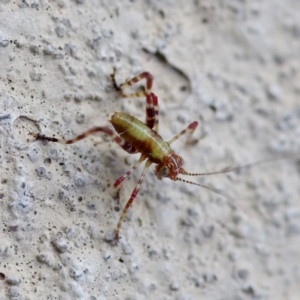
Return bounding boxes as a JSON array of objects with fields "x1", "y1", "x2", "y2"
[{"x1": 1, "y1": 1, "x2": 300, "y2": 299}]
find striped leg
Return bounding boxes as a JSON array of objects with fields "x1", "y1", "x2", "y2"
[
  {"x1": 145, "y1": 93, "x2": 159, "y2": 131},
  {"x1": 114, "y1": 159, "x2": 152, "y2": 242},
  {"x1": 29, "y1": 126, "x2": 137, "y2": 154},
  {"x1": 168, "y1": 121, "x2": 198, "y2": 145},
  {"x1": 114, "y1": 155, "x2": 146, "y2": 188},
  {"x1": 112, "y1": 70, "x2": 159, "y2": 130},
  {"x1": 119, "y1": 72, "x2": 153, "y2": 96}
]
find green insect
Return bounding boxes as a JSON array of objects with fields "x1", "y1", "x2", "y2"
[{"x1": 30, "y1": 70, "x2": 283, "y2": 243}]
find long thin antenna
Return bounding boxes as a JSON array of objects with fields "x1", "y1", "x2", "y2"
[
  {"x1": 175, "y1": 177, "x2": 232, "y2": 200},
  {"x1": 180, "y1": 154, "x2": 300, "y2": 177}
]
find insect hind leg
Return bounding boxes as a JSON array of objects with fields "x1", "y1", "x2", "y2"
[
  {"x1": 30, "y1": 126, "x2": 137, "y2": 154},
  {"x1": 145, "y1": 93, "x2": 159, "y2": 131},
  {"x1": 111, "y1": 70, "x2": 159, "y2": 131},
  {"x1": 119, "y1": 72, "x2": 153, "y2": 96}
]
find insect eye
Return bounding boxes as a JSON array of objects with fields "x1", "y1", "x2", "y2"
[
  {"x1": 178, "y1": 156, "x2": 184, "y2": 165},
  {"x1": 159, "y1": 166, "x2": 169, "y2": 178}
]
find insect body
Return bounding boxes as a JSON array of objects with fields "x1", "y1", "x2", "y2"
[
  {"x1": 111, "y1": 111, "x2": 186, "y2": 178},
  {"x1": 30, "y1": 71, "x2": 243, "y2": 243}
]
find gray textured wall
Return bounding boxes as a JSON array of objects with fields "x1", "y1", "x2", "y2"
[{"x1": 0, "y1": 1, "x2": 300, "y2": 299}]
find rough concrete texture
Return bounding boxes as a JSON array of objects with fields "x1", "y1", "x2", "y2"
[{"x1": 1, "y1": 1, "x2": 300, "y2": 299}]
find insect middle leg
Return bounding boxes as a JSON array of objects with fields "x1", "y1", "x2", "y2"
[{"x1": 168, "y1": 121, "x2": 198, "y2": 145}]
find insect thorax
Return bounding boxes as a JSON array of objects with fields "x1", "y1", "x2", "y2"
[{"x1": 110, "y1": 112, "x2": 172, "y2": 163}]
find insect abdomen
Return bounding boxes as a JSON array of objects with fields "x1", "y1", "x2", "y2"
[{"x1": 110, "y1": 112, "x2": 171, "y2": 162}]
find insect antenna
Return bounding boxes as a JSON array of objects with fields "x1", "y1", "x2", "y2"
[
  {"x1": 175, "y1": 177, "x2": 232, "y2": 200},
  {"x1": 180, "y1": 154, "x2": 300, "y2": 177},
  {"x1": 180, "y1": 167, "x2": 235, "y2": 177},
  {"x1": 177, "y1": 154, "x2": 300, "y2": 200}
]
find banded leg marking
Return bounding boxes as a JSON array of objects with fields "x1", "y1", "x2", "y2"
[
  {"x1": 114, "y1": 155, "x2": 146, "y2": 188},
  {"x1": 152, "y1": 93, "x2": 159, "y2": 131},
  {"x1": 119, "y1": 72, "x2": 153, "y2": 95},
  {"x1": 168, "y1": 121, "x2": 198, "y2": 145},
  {"x1": 112, "y1": 70, "x2": 159, "y2": 130},
  {"x1": 115, "y1": 159, "x2": 152, "y2": 242},
  {"x1": 30, "y1": 126, "x2": 137, "y2": 154},
  {"x1": 145, "y1": 93, "x2": 159, "y2": 130}
]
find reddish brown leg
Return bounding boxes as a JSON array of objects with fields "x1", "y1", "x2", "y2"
[
  {"x1": 114, "y1": 155, "x2": 146, "y2": 188},
  {"x1": 30, "y1": 126, "x2": 137, "y2": 154},
  {"x1": 145, "y1": 93, "x2": 159, "y2": 131},
  {"x1": 168, "y1": 121, "x2": 198, "y2": 145},
  {"x1": 119, "y1": 72, "x2": 153, "y2": 95},
  {"x1": 113, "y1": 71, "x2": 159, "y2": 131},
  {"x1": 153, "y1": 93, "x2": 159, "y2": 131},
  {"x1": 114, "y1": 159, "x2": 152, "y2": 242}
]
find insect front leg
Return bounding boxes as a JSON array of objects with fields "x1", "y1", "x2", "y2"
[
  {"x1": 113, "y1": 155, "x2": 146, "y2": 187},
  {"x1": 30, "y1": 126, "x2": 137, "y2": 154},
  {"x1": 114, "y1": 159, "x2": 152, "y2": 243}
]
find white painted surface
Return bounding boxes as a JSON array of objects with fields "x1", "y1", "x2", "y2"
[{"x1": 1, "y1": 1, "x2": 300, "y2": 299}]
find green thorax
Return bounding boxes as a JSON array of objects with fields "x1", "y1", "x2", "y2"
[{"x1": 110, "y1": 112, "x2": 172, "y2": 163}]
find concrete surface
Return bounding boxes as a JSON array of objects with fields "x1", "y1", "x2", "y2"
[{"x1": 0, "y1": 1, "x2": 300, "y2": 299}]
